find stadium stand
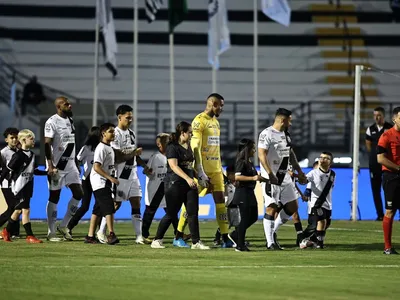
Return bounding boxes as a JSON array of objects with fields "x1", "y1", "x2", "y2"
[{"x1": 1, "y1": 0, "x2": 400, "y2": 164}]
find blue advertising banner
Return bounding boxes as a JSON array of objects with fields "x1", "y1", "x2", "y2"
[{"x1": 28, "y1": 167, "x2": 395, "y2": 221}]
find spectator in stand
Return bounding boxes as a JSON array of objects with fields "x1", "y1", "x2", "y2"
[
  {"x1": 21, "y1": 76, "x2": 45, "y2": 115},
  {"x1": 391, "y1": 0, "x2": 400, "y2": 22}
]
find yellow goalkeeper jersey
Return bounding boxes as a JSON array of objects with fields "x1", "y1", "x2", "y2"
[{"x1": 191, "y1": 112, "x2": 221, "y2": 173}]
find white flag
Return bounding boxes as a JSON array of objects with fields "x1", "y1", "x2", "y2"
[
  {"x1": 208, "y1": 0, "x2": 231, "y2": 70},
  {"x1": 97, "y1": 0, "x2": 118, "y2": 76},
  {"x1": 145, "y1": 0, "x2": 164, "y2": 23},
  {"x1": 261, "y1": 0, "x2": 291, "y2": 27}
]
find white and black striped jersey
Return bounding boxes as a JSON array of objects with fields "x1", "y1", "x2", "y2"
[
  {"x1": 44, "y1": 114, "x2": 76, "y2": 172},
  {"x1": 1, "y1": 146, "x2": 17, "y2": 188},
  {"x1": 145, "y1": 152, "x2": 167, "y2": 204},
  {"x1": 306, "y1": 168, "x2": 335, "y2": 212},
  {"x1": 111, "y1": 127, "x2": 138, "y2": 180},
  {"x1": 258, "y1": 126, "x2": 292, "y2": 186},
  {"x1": 77, "y1": 145, "x2": 95, "y2": 180},
  {"x1": 7, "y1": 149, "x2": 35, "y2": 197},
  {"x1": 90, "y1": 142, "x2": 116, "y2": 192}
]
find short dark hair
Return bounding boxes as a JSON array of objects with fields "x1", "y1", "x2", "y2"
[
  {"x1": 225, "y1": 165, "x2": 235, "y2": 174},
  {"x1": 3, "y1": 127, "x2": 19, "y2": 139},
  {"x1": 321, "y1": 151, "x2": 333, "y2": 161},
  {"x1": 312, "y1": 161, "x2": 319, "y2": 168},
  {"x1": 169, "y1": 121, "x2": 192, "y2": 144},
  {"x1": 393, "y1": 107, "x2": 400, "y2": 116},
  {"x1": 374, "y1": 107, "x2": 385, "y2": 114},
  {"x1": 207, "y1": 93, "x2": 224, "y2": 102},
  {"x1": 100, "y1": 123, "x2": 115, "y2": 135},
  {"x1": 116, "y1": 105, "x2": 133, "y2": 116},
  {"x1": 84, "y1": 126, "x2": 101, "y2": 151},
  {"x1": 275, "y1": 108, "x2": 292, "y2": 118}
]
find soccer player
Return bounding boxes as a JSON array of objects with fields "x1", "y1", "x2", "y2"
[
  {"x1": 67, "y1": 126, "x2": 101, "y2": 234},
  {"x1": 177, "y1": 93, "x2": 233, "y2": 248},
  {"x1": 226, "y1": 139, "x2": 266, "y2": 252},
  {"x1": 0, "y1": 127, "x2": 21, "y2": 238},
  {"x1": 287, "y1": 163, "x2": 304, "y2": 246},
  {"x1": 0, "y1": 129, "x2": 47, "y2": 243},
  {"x1": 97, "y1": 105, "x2": 150, "y2": 244},
  {"x1": 151, "y1": 121, "x2": 209, "y2": 250},
  {"x1": 142, "y1": 133, "x2": 178, "y2": 243},
  {"x1": 258, "y1": 108, "x2": 307, "y2": 250},
  {"x1": 300, "y1": 152, "x2": 335, "y2": 249},
  {"x1": 365, "y1": 107, "x2": 392, "y2": 221},
  {"x1": 377, "y1": 106, "x2": 400, "y2": 255},
  {"x1": 44, "y1": 97, "x2": 83, "y2": 241},
  {"x1": 85, "y1": 123, "x2": 119, "y2": 244},
  {"x1": 214, "y1": 165, "x2": 236, "y2": 246}
]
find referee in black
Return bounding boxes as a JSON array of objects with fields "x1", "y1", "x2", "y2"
[{"x1": 365, "y1": 107, "x2": 392, "y2": 221}]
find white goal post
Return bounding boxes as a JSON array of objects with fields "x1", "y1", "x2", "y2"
[{"x1": 352, "y1": 65, "x2": 363, "y2": 222}]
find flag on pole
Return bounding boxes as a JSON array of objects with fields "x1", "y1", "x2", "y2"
[
  {"x1": 97, "y1": 0, "x2": 118, "y2": 76},
  {"x1": 208, "y1": 0, "x2": 230, "y2": 70},
  {"x1": 168, "y1": 0, "x2": 188, "y2": 33},
  {"x1": 145, "y1": 0, "x2": 164, "y2": 23},
  {"x1": 261, "y1": 0, "x2": 291, "y2": 27}
]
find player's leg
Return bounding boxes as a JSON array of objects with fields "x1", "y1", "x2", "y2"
[
  {"x1": 46, "y1": 181, "x2": 63, "y2": 242},
  {"x1": 97, "y1": 201, "x2": 120, "y2": 241},
  {"x1": 142, "y1": 183, "x2": 164, "y2": 242},
  {"x1": 127, "y1": 179, "x2": 143, "y2": 243},
  {"x1": 315, "y1": 214, "x2": 327, "y2": 249},
  {"x1": 58, "y1": 171, "x2": 83, "y2": 240},
  {"x1": 1, "y1": 209, "x2": 21, "y2": 242},
  {"x1": 210, "y1": 172, "x2": 231, "y2": 247},
  {"x1": 21, "y1": 203, "x2": 42, "y2": 244},
  {"x1": 0, "y1": 188, "x2": 20, "y2": 237},
  {"x1": 262, "y1": 182, "x2": 279, "y2": 249},
  {"x1": 177, "y1": 204, "x2": 188, "y2": 234},
  {"x1": 370, "y1": 170, "x2": 384, "y2": 221},
  {"x1": 291, "y1": 205, "x2": 303, "y2": 246},
  {"x1": 68, "y1": 178, "x2": 93, "y2": 232},
  {"x1": 85, "y1": 197, "x2": 101, "y2": 244},
  {"x1": 95, "y1": 188, "x2": 119, "y2": 245},
  {"x1": 382, "y1": 172, "x2": 399, "y2": 254}
]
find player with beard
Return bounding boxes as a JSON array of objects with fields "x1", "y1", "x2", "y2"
[
  {"x1": 258, "y1": 108, "x2": 307, "y2": 250},
  {"x1": 175, "y1": 93, "x2": 233, "y2": 248},
  {"x1": 44, "y1": 97, "x2": 83, "y2": 241}
]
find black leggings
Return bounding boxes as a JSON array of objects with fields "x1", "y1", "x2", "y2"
[
  {"x1": 142, "y1": 183, "x2": 178, "y2": 238},
  {"x1": 229, "y1": 188, "x2": 258, "y2": 248},
  {"x1": 0, "y1": 188, "x2": 20, "y2": 235},
  {"x1": 68, "y1": 178, "x2": 93, "y2": 230},
  {"x1": 154, "y1": 180, "x2": 200, "y2": 244}
]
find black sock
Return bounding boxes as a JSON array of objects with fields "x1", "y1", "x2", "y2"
[
  {"x1": 214, "y1": 228, "x2": 221, "y2": 241},
  {"x1": 23, "y1": 222, "x2": 34, "y2": 236},
  {"x1": 12, "y1": 220, "x2": 20, "y2": 236},
  {"x1": 316, "y1": 230, "x2": 325, "y2": 246},
  {"x1": 6, "y1": 218, "x2": 16, "y2": 233},
  {"x1": 222, "y1": 233, "x2": 229, "y2": 243},
  {"x1": 294, "y1": 222, "x2": 303, "y2": 234},
  {"x1": 175, "y1": 230, "x2": 183, "y2": 239}
]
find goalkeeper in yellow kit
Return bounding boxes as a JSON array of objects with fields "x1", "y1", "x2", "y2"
[{"x1": 177, "y1": 93, "x2": 233, "y2": 248}]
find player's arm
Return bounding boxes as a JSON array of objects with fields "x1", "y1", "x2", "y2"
[
  {"x1": 257, "y1": 148, "x2": 278, "y2": 184},
  {"x1": 168, "y1": 158, "x2": 196, "y2": 188},
  {"x1": 377, "y1": 134, "x2": 400, "y2": 172},
  {"x1": 136, "y1": 156, "x2": 152, "y2": 175},
  {"x1": 365, "y1": 127, "x2": 372, "y2": 153},
  {"x1": 290, "y1": 149, "x2": 307, "y2": 184},
  {"x1": 191, "y1": 119, "x2": 209, "y2": 186},
  {"x1": 93, "y1": 162, "x2": 119, "y2": 185},
  {"x1": 0, "y1": 153, "x2": 22, "y2": 183},
  {"x1": 44, "y1": 137, "x2": 57, "y2": 175},
  {"x1": 144, "y1": 155, "x2": 155, "y2": 178}
]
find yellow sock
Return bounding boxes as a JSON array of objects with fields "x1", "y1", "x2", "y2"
[
  {"x1": 177, "y1": 204, "x2": 188, "y2": 232},
  {"x1": 215, "y1": 203, "x2": 229, "y2": 234}
]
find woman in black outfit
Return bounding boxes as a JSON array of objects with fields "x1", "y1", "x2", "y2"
[
  {"x1": 151, "y1": 121, "x2": 209, "y2": 250},
  {"x1": 229, "y1": 138, "x2": 266, "y2": 252}
]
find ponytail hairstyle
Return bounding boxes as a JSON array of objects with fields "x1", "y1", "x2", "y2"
[
  {"x1": 169, "y1": 121, "x2": 191, "y2": 144},
  {"x1": 236, "y1": 138, "x2": 255, "y2": 162},
  {"x1": 85, "y1": 126, "x2": 101, "y2": 151}
]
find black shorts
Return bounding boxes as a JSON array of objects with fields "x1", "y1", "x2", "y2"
[
  {"x1": 14, "y1": 197, "x2": 31, "y2": 210},
  {"x1": 382, "y1": 171, "x2": 400, "y2": 210},
  {"x1": 93, "y1": 188, "x2": 115, "y2": 217},
  {"x1": 310, "y1": 207, "x2": 331, "y2": 221}
]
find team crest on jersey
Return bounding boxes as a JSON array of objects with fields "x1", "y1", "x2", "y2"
[{"x1": 192, "y1": 121, "x2": 201, "y2": 130}]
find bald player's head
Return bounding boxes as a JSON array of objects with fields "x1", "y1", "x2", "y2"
[
  {"x1": 205, "y1": 93, "x2": 224, "y2": 118},
  {"x1": 55, "y1": 96, "x2": 72, "y2": 117}
]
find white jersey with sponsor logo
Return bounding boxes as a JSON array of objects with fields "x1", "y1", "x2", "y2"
[
  {"x1": 225, "y1": 182, "x2": 236, "y2": 204},
  {"x1": 90, "y1": 142, "x2": 116, "y2": 192},
  {"x1": 145, "y1": 152, "x2": 167, "y2": 205},
  {"x1": 258, "y1": 126, "x2": 291, "y2": 186},
  {"x1": 1, "y1": 146, "x2": 17, "y2": 188},
  {"x1": 8, "y1": 150, "x2": 35, "y2": 196},
  {"x1": 306, "y1": 168, "x2": 335, "y2": 212},
  {"x1": 111, "y1": 127, "x2": 138, "y2": 180},
  {"x1": 44, "y1": 114, "x2": 76, "y2": 172},
  {"x1": 77, "y1": 145, "x2": 95, "y2": 180}
]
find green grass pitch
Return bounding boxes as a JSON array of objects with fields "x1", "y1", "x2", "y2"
[{"x1": 0, "y1": 220, "x2": 399, "y2": 299}]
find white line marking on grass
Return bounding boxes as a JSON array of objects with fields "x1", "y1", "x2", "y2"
[{"x1": 23, "y1": 265, "x2": 400, "y2": 269}]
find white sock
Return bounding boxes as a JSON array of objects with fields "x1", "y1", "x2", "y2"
[
  {"x1": 263, "y1": 216, "x2": 274, "y2": 247},
  {"x1": 273, "y1": 209, "x2": 291, "y2": 233},
  {"x1": 60, "y1": 198, "x2": 80, "y2": 227},
  {"x1": 132, "y1": 214, "x2": 142, "y2": 238},
  {"x1": 46, "y1": 201, "x2": 57, "y2": 235},
  {"x1": 98, "y1": 217, "x2": 107, "y2": 235}
]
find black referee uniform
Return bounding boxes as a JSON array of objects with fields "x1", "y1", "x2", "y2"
[{"x1": 365, "y1": 121, "x2": 392, "y2": 220}]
